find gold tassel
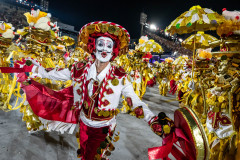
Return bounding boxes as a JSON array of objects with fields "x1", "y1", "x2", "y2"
[{"x1": 113, "y1": 132, "x2": 120, "y2": 142}]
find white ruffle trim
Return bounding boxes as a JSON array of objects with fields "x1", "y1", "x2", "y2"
[{"x1": 39, "y1": 117, "x2": 77, "y2": 134}]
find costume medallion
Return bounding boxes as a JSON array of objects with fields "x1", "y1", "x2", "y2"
[
  {"x1": 98, "y1": 110, "x2": 103, "y2": 116},
  {"x1": 103, "y1": 111, "x2": 110, "y2": 117},
  {"x1": 111, "y1": 78, "x2": 119, "y2": 86},
  {"x1": 94, "y1": 107, "x2": 98, "y2": 114},
  {"x1": 84, "y1": 101, "x2": 88, "y2": 109}
]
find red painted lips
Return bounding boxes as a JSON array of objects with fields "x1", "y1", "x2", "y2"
[{"x1": 101, "y1": 52, "x2": 107, "y2": 58}]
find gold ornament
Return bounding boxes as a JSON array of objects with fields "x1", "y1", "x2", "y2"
[
  {"x1": 122, "y1": 77, "x2": 126, "y2": 85},
  {"x1": 94, "y1": 107, "x2": 98, "y2": 114},
  {"x1": 111, "y1": 78, "x2": 119, "y2": 86},
  {"x1": 84, "y1": 101, "x2": 88, "y2": 109},
  {"x1": 98, "y1": 110, "x2": 103, "y2": 116},
  {"x1": 102, "y1": 111, "x2": 110, "y2": 117}
]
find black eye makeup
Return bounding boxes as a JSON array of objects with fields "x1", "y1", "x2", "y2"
[
  {"x1": 96, "y1": 38, "x2": 114, "y2": 52},
  {"x1": 107, "y1": 44, "x2": 112, "y2": 48},
  {"x1": 97, "y1": 41, "x2": 104, "y2": 47}
]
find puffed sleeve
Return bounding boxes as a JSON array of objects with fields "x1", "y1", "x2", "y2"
[{"x1": 32, "y1": 65, "x2": 71, "y2": 81}]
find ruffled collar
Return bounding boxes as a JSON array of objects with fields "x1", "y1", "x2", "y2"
[{"x1": 87, "y1": 62, "x2": 111, "y2": 82}]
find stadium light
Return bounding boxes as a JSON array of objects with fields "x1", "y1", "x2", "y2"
[{"x1": 150, "y1": 24, "x2": 157, "y2": 30}]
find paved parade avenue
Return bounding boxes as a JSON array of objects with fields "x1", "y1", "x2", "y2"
[{"x1": 0, "y1": 86, "x2": 179, "y2": 160}]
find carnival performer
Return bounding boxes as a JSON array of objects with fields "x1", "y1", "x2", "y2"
[{"x1": 1, "y1": 21, "x2": 173, "y2": 160}]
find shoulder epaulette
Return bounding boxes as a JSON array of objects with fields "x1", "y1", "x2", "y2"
[{"x1": 114, "y1": 66, "x2": 126, "y2": 77}]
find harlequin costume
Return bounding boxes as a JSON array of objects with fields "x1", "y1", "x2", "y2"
[{"x1": 4, "y1": 21, "x2": 167, "y2": 160}]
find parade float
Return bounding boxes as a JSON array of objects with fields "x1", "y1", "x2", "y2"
[
  {"x1": 204, "y1": 8, "x2": 240, "y2": 159},
  {"x1": 148, "y1": 5, "x2": 226, "y2": 160},
  {"x1": 149, "y1": 6, "x2": 240, "y2": 160},
  {"x1": 0, "y1": 22, "x2": 18, "y2": 111},
  {"x1": 0, "y1": 9, "x2": 76, "y2": 132}
]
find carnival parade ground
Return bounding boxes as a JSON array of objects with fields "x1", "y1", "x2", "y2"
[
  {"x1": 1, "y1": 0, "x2": 240, "y2": 159},
  {"x1": 0, "y1": 86, "x2": 178, "y2": 160}
]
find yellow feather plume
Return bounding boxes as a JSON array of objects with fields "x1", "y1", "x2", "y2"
[{"x1": 24, "y1": 10, "x2": 48, "y2": 25}]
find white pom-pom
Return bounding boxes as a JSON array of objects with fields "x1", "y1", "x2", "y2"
[
  {"x1": 29, "y1": 22, "x2": 34, "y2": 26},
  {"x1": 47, "y1": 13, "x2": 51, "y2": 18}
]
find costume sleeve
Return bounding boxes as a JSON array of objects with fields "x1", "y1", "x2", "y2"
[
  {"x1": 32, "y1": 65, "x2": 71, "y2": 81},
  {"x1": 121, "y1": 77, "x2": 155, "y2": 123}
]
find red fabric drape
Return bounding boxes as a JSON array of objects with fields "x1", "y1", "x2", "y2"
[
  {"x1": 21, "y1": 80, "x2": 79, "y2": 124},
  {"x1": 148, "y1": 128, "x2": 195, "y2": 160}
]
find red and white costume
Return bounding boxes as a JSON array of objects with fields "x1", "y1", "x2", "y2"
[
  {"x1": 30, "y1": 60, "x2": 155, "y2": 126},
  {"x1": 18, "y1": 21, "x2": 161, "y2": 160},
  {"x1": 20, "y1": 60, "x2": 152, "y2": 159}
]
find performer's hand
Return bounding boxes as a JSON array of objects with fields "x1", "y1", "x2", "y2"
[
  {"x1": 14, "y1": 59, "x2": 35, "y2": 83},
  {"x1": 14, "y1": 58, "x2": 41, "y2": 73},
  {"x1": 149, "y1": 112, "x2": 174, "y2": 137},
  {"x1": 149, "y1": 116, "x2": 163, "y2": 137},
  {"x1": 14, "y1": 59, "x2": 33, "y2": 69},
  {"x1": 158, "y1": 112, "x2": 174, "y2": 136}
]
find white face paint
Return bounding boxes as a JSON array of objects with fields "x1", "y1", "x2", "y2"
[{"x1": 95, "y1": 37, "x2": 114, "y2": 62}]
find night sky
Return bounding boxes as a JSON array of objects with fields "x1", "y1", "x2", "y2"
[{"x1": 48, "y1": 0, "x2": 239, "y2": 39}]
